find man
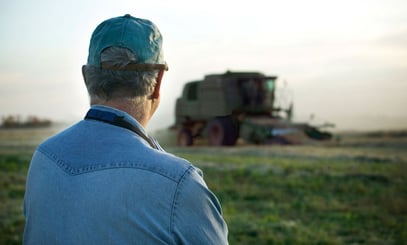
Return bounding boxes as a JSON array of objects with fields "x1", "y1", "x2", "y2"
[{"x1": 23, "y1": 14, "x2": 228, "y2": 244}]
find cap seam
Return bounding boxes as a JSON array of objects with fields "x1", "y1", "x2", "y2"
[{"x1": 119, "y1": 16, "x2": 130, "y2": 49}]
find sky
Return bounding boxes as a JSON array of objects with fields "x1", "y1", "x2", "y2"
[{"x1": 1, "y1": 0, "x2": 407, "y2": 132}]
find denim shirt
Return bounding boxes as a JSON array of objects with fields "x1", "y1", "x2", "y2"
[{"x1": 23, "y1": 105, "x2": 228, "y2": 244}]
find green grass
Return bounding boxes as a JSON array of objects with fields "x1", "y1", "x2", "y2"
[
  {"x1": 0, "y1": 154, "x2": 31, "y2": 245},
  {"x1": 173, "y1": 147, "x2": 407, "y2": 244},
  {"x1": 1, "y1": 129, "x2": 407, "y2": 244}
]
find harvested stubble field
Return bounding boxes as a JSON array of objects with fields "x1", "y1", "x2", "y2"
[{"x1": 1, "y1": 127, "x2": 406, "y2": 244}]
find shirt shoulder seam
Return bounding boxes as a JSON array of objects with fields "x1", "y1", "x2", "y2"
[
  {"x1": 36, "y1": 145, "x2": 184, "y2": 182},
  {"x1": 169, "y1": 165, "x2": 195, "y2": 237}
]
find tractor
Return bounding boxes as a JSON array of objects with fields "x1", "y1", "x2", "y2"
[{"x1": 174, "y1": 71, "x2": 332, "y2": 146}]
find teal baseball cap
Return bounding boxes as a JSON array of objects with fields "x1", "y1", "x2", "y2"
[{"x1": 87, "y1": 14, "x2": 167, "y2": 71}]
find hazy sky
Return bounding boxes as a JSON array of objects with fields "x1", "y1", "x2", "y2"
[{"x1": 1, "y1": 0, "x2": 407, "y2": 131}]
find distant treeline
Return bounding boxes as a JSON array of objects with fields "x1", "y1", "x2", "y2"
[{"x1": 1, "y1": 115, "x2": 52, "y2": 128}]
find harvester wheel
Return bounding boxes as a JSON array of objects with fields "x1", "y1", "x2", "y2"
[
  {"x1": 207, "y1": 116, "x2": 238, "y2": 146},
  {"x1": 177, "y1": 128, "x2": 193, "y2": 146}
]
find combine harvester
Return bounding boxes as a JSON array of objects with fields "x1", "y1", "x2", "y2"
[{"x1": 174, "y1": 71, "x2": 333, "y2": 146}]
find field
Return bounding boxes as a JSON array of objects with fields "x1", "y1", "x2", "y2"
[{"x1": 1, "y1": 126, "x2": 406, "y2": 244}]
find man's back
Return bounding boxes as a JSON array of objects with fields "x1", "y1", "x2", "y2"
[{"x1": 23, "y1": 107, "x2": 228, "y2": 244}]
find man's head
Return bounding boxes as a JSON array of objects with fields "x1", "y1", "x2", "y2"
[{"x1": 82, "y1": 14, "x2": 167, "y2": 105}]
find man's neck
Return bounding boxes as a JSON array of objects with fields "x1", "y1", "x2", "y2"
[{"x1": 91, "y1": 98, "x2": 150, "y2": 127}]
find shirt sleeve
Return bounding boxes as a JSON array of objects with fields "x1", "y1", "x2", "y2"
[{"x1": 171, "y1": 167, "x2": 229, "y2": 245}]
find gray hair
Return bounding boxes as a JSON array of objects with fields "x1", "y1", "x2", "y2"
[{"x1": 83, "y1": 47, "x2": 159, "y2": 102}]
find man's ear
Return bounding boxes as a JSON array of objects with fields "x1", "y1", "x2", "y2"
[
  {"x1": 152, "y1": 69, "x2": 165, "y2": 99},
  {"x1": 82, "y1": 65, "x2": 88, "y2": 85}
]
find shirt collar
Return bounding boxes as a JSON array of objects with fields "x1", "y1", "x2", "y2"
[{"x1": 88, "y1": 105, "x2": 163, "y2": 151}]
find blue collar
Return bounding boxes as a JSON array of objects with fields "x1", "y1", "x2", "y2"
[{"x1": 84, "y1": 107, "x2": 162, "y2": 150}]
